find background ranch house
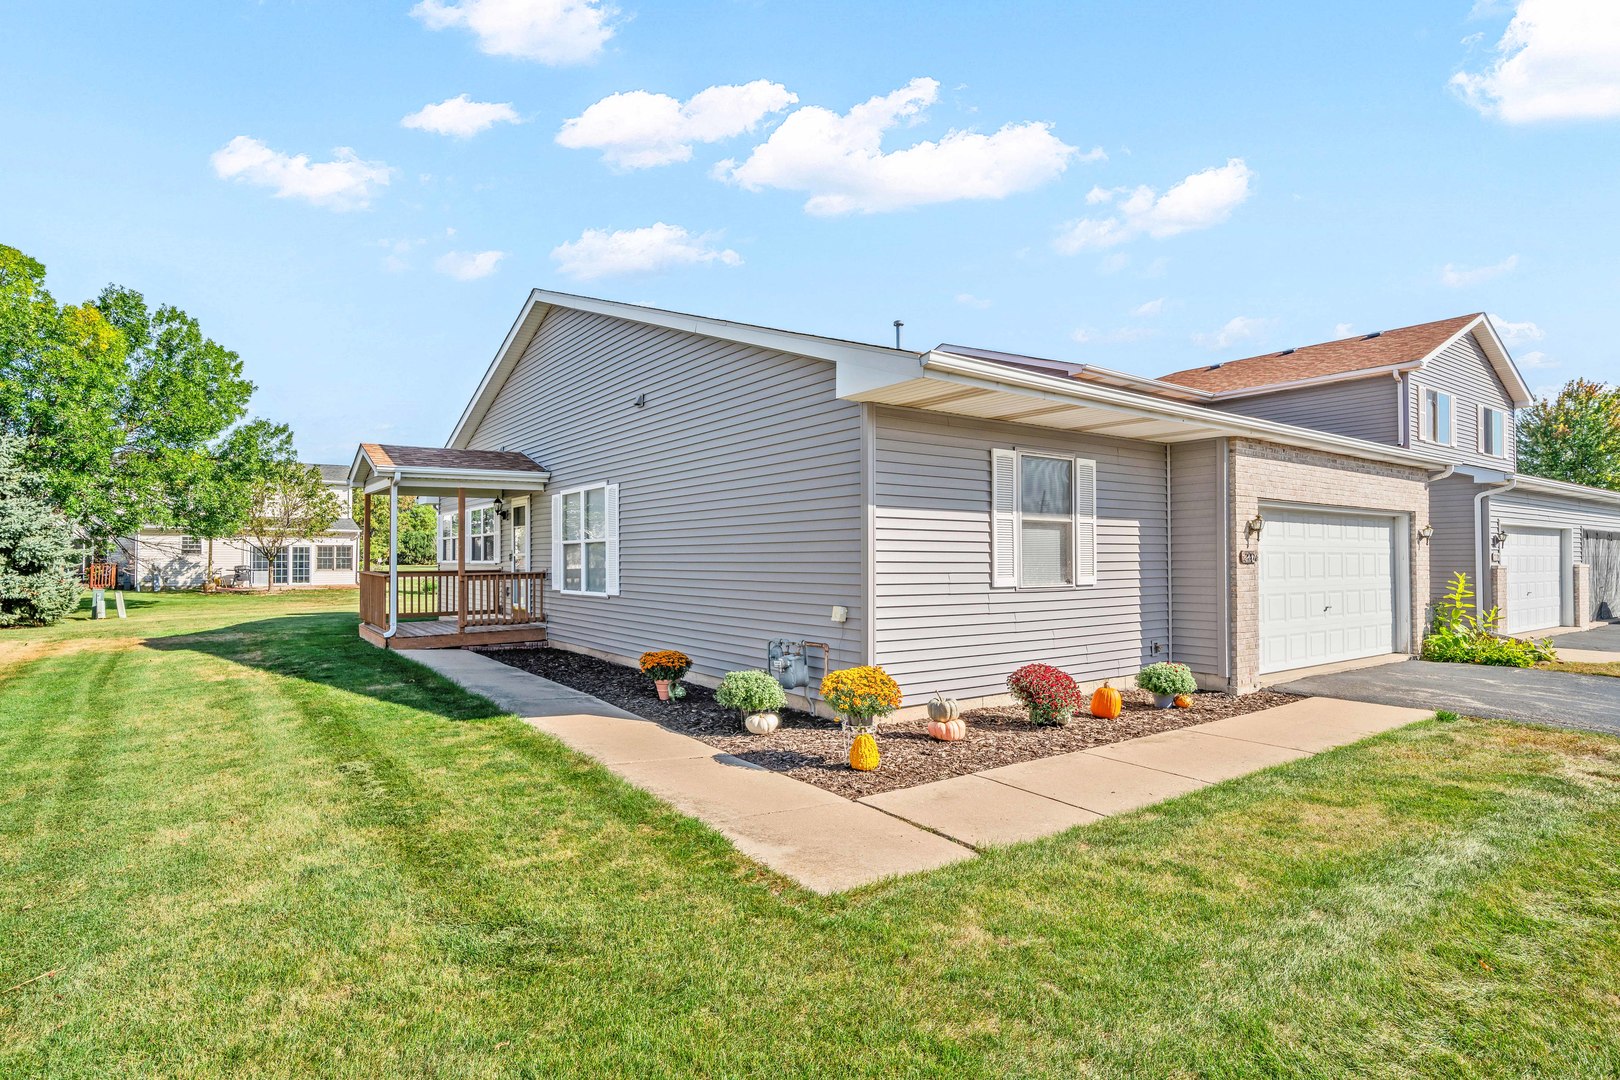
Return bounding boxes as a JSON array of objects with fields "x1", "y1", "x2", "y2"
[
  {"x1": 357, "y1": 291, "x2": 1604, "y2": 712},
  {"x1": 116, "y1": 465, "x2": 361, "y2": 590}
]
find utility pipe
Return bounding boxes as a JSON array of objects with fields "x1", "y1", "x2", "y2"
[
  {"x1": 1473, "y1": 477, "x2": 1516, "y2": 618},
  {"x1": 384, "y1": 475, "x2": 400, "y2": 639}
]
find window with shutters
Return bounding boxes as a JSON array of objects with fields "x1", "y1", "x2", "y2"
[
  {"x1": 1479, "y1": 405, "x2": 1507, "y2": 457},
  {"x1": 551, "y1": 483, "x2": 619, "y2": 596},
  {"x1": 991, "y1": 449, "x2": 1097, "y2": 589},
  {"x1": 1418, "y1": 385, "x2": 1454, "y2": 446}
]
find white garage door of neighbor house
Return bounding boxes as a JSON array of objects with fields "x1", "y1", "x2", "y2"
[
  {"x1": 1501, "y1": 528, "x2": 1563, "y2": 635},
  {"x1": 1259, "y1": 509, "x2": 1397, "y2": 674}
]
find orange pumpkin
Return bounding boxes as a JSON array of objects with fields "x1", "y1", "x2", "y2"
[
  {"x1": 927, "y1": 718, "x2": 967, "y2": 742},
  {"x1": 1173, "y1": 693, "x2": 1193, "y2": 709},
  {"x1": 1090, "y1": 681, "x2": 1123, "y2": 720}
]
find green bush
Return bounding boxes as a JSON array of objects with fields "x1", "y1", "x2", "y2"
[
  {"x1": 714, "y1": 669, "x2": 787, "y2": 714},
  {"x1": 1420, "y1": 572, "x2": 1557, "y2": 669},
  {"x1": 1135, "y1": 662, "x2": 1197, "y2": 696},
  {"x1": 0, "y1": 436, "x2": 83, "y2": 627}
]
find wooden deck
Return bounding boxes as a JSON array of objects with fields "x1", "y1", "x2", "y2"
[{"x1": 358, "y1": 618, "x2": 548, "y2": 650}]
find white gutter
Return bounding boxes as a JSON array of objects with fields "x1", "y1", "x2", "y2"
[
  {"x1": 1473, "y1": 477, "x2": 1517, "y2": 616},
  {"x1": 384, "y1": 476, "x2": 400, "y2": 640},
  {"x1": 921, "y1": 353, "x2": 1450, "y2": 470}
]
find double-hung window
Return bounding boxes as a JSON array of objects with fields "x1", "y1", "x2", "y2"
[
  {"x1": 551, "y1": 483, "x2": 620, "y2": 596},
  {"x1": 334, "y1": 544, "x2": 353, "y2": 571},
  {"x1": 467, "y1": 506, "x2": 497, "y2": 562},
  {"x1": 991, "y1": 450, "x2": 1098, "y2": 589},
  {"x1": 316, "y1": 545, "x2": 336, "y2": 571},
  {"x1": 1480, "y1": 405, "x2": 1507, "y2": 457},
  {"x1": 1419, "y1": 386, "x2": 1454, "y2": 445},
  {"x1": 180, "y1": 536, "x2": 202, "y2": 557},
  {"x1": 438, "y1": 512, "x2": 457, "y2": 563}
]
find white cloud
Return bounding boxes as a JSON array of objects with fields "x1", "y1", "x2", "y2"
[
  {"x1": 402, "y1": 94, "x2": 522, "y2": 138},
  {"x1": 435, "y1": 250, "x2": 507, "y2": 280},
  {"x1": 556, "y1": 81, "x2": 797, "y2": 169},
  {"x1": 410, "y1": 0, "x2": 616, "y2": 65},
  {"x1": 1451, "y1": 0, "x2": 1620, "y2": 122},
  {"x1": 1440, "y1": 254, "x2": 1518, "y2": 287},
  {"x1": 1518, "y1": 350, "x2": 1559, "y2": 370},
  {"x1": 718, "y1": 77, "x2": 1087, "y2": 215},
  {"x1": 550, "y1": 222, "x2": 741, "y2": 280},
  {"x1": 1488, "y1": 313, "x2": 1545, "y2": 346},
  {"x1": 1072, "y1": 326, "x2": 1157, "y2": 345},
  {"x1": 210, "y1": 136, "x2": 392, "y2": 210},
  {"x1": 955, "y1": 293, "x2": 992, "y2": 309},
  {"x1": 1055, "y1": 158, "x2": 1253, "y2": 253},
  {"x1": 378, "y1": 237, "x2": 424, "y2": 272},
  {"x1": 1332, "y1": 322, "x2": 1355, "y2": 338},
  {"x1": 1131, "y1": 297, "x2": 1165, "y2": 317},
  {"x1": 1194, "y1": 315, "x2": 1270, "y2": 349}
]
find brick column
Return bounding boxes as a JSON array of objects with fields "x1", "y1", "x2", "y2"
[
  {"x1": 1488, "y1": 564, "x2": 1509, "y2": 625},
  {"x1": 1572, "y1": 564, "x2": 1593, "y2": 629}
]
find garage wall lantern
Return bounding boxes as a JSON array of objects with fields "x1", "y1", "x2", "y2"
[
  {"x1": 1245, "y1": 513, "x2": 1265, "y2": 540},
  {"x1": 1491, "y1": 528, "x2": 1508, "y2": 551},
  {"x1": 1417, "y1": 524, "x2": 1434, "y2": 543}
]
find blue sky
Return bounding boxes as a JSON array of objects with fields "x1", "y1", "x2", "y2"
[{"x1": 3, "y1": 0, "x2": 1617, "y2": 463}]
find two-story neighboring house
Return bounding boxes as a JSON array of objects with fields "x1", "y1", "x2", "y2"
[
  {"x1": 117, "y1": 464, "x2": 362, "y2": 589},
  {"x1": 1157, "y1": 314, "x2": 1620, "y2": 635}
]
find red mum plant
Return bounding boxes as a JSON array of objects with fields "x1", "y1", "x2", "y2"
[{"x1": 1006, "y1": 663, "x2": 1084, "y2": 726}]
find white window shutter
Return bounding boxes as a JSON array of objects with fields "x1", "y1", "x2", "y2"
[
  {"x1": 549, "y1": 495, "x2": 563, "y2": 591},
  {"x1": 605, "y1": 484, "x2": 620, "y2": 596},
  {"x1": 1073, "y1": 457, "x2": 1098, "y2": 586},
  {"x1": 992, "y1": 449, "x2": 1017, "y2": 587}
]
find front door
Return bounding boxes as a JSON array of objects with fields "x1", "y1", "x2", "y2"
[{"x1": 510, "y1": 497, "x2": 533, "y2": 620}]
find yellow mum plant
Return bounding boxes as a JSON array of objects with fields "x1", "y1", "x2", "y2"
[
  {"x1": 639, "y1": 650, "x2": 691, "y2": 681},
  {"x1": 819, "y1": 665, "x2": 902, "y2": 722}
]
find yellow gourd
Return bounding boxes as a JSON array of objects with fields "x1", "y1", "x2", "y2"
[{"x1": 849, "y1": 732, "x2": 881, "y2": 771}]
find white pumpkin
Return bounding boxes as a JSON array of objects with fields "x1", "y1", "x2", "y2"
[{"x1": 744, "y1": 712, "x2": 781, "y2": 735}]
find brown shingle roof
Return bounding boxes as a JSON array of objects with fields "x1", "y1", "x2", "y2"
[
  {"x1": 360, "y1": 443, "x2": 546, "y2": 473},
  {"x1": 1157, "y1": 314, "x2": 1482, "y2": 395}
]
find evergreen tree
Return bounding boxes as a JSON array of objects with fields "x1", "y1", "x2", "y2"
[{"x1": 0, "y1": 435, "x2": 83, "y2": 626}]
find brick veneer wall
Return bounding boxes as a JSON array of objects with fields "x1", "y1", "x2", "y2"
[
  {"x1": 1227, "y1": 439, "x2": 1433, "y2": 692},
  {"x1": 1573, "y1": 563, "x2": 1593, "y2": 630}
]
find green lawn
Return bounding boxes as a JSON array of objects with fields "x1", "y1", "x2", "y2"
[
  {"x1": 4, "y1": 592, "x2": 1620, "y2": 1077},
  {"x1": 1542, "y1": 659, "x2": 1620, "y2": 678}
]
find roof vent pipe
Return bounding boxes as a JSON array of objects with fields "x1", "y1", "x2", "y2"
[{"x1": 893, "y1": 320, "x2": 904, "y2": 349}]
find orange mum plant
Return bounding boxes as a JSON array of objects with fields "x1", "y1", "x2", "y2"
[
  {"x1": 639, "y1": 650, "x2": 691, "y2": 681},
  {"x1": 819, "y1": 665, "x2": 902, "y2": 722}
]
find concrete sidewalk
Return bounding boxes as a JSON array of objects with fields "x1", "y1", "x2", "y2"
[{"x1": 408, "y1": 650, "x2": 1432, "y2": 891}]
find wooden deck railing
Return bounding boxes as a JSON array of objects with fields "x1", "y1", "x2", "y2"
[{"x1": 357, "y1": 569, "x2": 547, "y2": 630}]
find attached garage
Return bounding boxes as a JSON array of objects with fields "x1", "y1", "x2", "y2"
[
  {"x1": 1258, "y1": 507, "x2": 1400, "y2": 674},
  {"x1": 1588, "y1": 531, "x2": 1620, "y2": 622},
  {"x1": 1499, "y1": 527, "x2": 1564, "y2": 635}
]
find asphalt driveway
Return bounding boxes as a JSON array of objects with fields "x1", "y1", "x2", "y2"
[
  {"x1": 1551, "y1": 621, "x2": 1620, "y2": 652},
  {"x1": 1276, "y1": 660, "x2": 1620, "y2": 735}
]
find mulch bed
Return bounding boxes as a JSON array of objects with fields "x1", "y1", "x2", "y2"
[{"x1": 479, "y1": 647, "x2": 1302, "y2": 799}]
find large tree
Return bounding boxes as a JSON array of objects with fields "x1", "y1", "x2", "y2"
[
  {"x1": 0, "y1": 245, "x2": 257, "y2": 550},
  {"x1": 0, "y1": 435, "x2": 83, "y2": 626},
  {"x1": 241, "y1": 461, "x2": 341, "y2": 591},
  {"x1": 174, "y1": 420, "x2": 297, "y2": 587},
  {"x1": 356, "y1": 491, "x2": 438, "y2": 567},
  {"x1": 1516, "y1": 378, "x2": 1620, "y2": 492}
]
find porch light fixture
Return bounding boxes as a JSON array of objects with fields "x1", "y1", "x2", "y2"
[
  {"x1": 1245, "y1": 513, "x2": 1265, "y2": 539},
  {"x1": 1417, "y1": 524, "x2": 1435, "y2": 543},
  {"x1": 1491, "y1": 528, "x2": 1508, "y2": 550},
  {"x1": 494, "y1": 496, "x2": 506, "y2": 520}
]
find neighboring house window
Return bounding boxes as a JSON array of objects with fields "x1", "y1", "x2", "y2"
[
  {"x1": 991, "y1": 449, "x2": 1098, "y2": 588},
  {"x1": 1480, "y1": 405, "x2": 1507, "y2": 457},
  {"x1": 252, "y1": 549, "x2": 268, "y2": 575},
  {"x1": 291, "y1": 546, "x2": 310, "y2": 585},
  {"x1": 467, "y1": 506, "x2": 498, "y2": 562},
  {"x1": 180, "y1": 536, "x2": 202, "y2": 557},
  {"x1": 334, "y1": 544, "x2": 353, "y2": 571},
  {"x1": 550, "y1": 483, "x2": 620, "y2": 596},
  {"x1": 317, "y1": 545, "x2": 335, "y2": 571},
  {"x1": 1419, "y1": 386, "x2": 1454, "y2": 445}
]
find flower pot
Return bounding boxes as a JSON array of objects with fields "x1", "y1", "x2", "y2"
[
  {"x1": 744, "y1": 712, "x2": 780, "y2": 735},
  {"x1": 655, "y1": 679, "x2": 671, "y2": 701},
  {"x1": 1153, "y1": 693, "x2": 1176, "y2": 709}
]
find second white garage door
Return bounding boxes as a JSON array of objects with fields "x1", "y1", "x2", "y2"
[
  {"x1": 1501, "y1": 527, "x2": 1563, "y2": 635},
  {"x1": 1259, "y1": 508, "x2": 1397, "y2": 674}
]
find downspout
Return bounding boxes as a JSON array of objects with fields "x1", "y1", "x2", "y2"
[
  {"x1": 384, "y1": 474, "x2": 400, "y2": 639},
  {"x1": 1473, "y1": 477, "x2": 1516, "y2": 618},
  {"x1": 1165, "y1": 444, "x2": 1173, "y2": 659}
]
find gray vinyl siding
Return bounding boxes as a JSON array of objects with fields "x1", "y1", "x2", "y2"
[
  {"x1": 1406, "y1": 335, "x2": 1516, "y2": 469},
  {"x1": 872, "y1": 406, "x2": 1170, "y2": 704},
  {"x1": 1427, "y1": 474, "x2": 1482, "y2": 612},
  {"x1": 460, "y1": 306, "x2": 866, "y2": 682},
  {"x1": 1168, "y1": 439, "x2": 1227, "y2": 679},
  {"x1": 1476, "y1": 488, "x2": 1620, "y2": 614},
  {"x1": 1211, "y1": 377, "x2": 1401, "y2": 444}
]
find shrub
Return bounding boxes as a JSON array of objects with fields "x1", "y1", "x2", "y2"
[
  {"x1": 0, "y1": 436, "x2": 83, "y2": 627},
  {"x1": 819, "y1": 666, "x2": 902, "y2": 722},
  {"x1": 639, "y1": 650, "x2": 691, "y2": 681},
  {"x1": 1420, "y1": 572, "x2": 1557, "y2": 669},
  {"x1": 1136, "y1": 662, "x2": 1197, "y2": 697},
  {"x1": 715, "y1": 669, "x2": 787, "y2": 715},
  {"x1": 1006, "y1": 663, "x2": 1083, "y2": 726}
]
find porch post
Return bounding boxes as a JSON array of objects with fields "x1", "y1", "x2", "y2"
[
  {"x1": 456, "y1": 487, "x2": 467, "y2": 632},
  {"x1": 361, "y1": 491, "x2": 372, "y2": 573}
]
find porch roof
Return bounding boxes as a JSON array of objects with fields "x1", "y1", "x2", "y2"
[{"x1": 349, "y1": 442, "x2": 550, "y2": 497}]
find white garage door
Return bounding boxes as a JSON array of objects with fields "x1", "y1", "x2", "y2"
[
  {"x1": 1259, "y1": 509, "x2": 1397, "y2": 674},
  {"x1": 1501, "y1": 528, "x2": 1563, "y2": 634}
]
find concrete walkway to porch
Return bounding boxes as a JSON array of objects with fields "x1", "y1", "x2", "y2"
[{"x1": 407, "y1": 650, "x2": 1431, "y2": 891}]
